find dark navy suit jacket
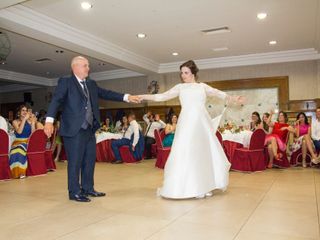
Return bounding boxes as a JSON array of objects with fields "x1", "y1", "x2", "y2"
[{"x1": 47, "y1": 74, "x2": 124, "y2": 137}]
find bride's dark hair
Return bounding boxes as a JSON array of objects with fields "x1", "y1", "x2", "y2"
[{"x1": 180, "y1": 60, "x2": 199, "y2": 80}]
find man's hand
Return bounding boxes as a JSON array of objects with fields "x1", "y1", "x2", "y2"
[
  {"x1": 131, "y1": 145, "x2": 135, "y2": 151},
  {"x1": 44, "y1": 122, "x2": 54, "y2": 138},
  {"x1": 128, "y1": 95, "x2": 141, "y2": 103}
]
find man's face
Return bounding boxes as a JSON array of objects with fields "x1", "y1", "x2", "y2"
[
  {"x1": 316, "y1": 109, "x2": 320, "y2": 119},
  {"x1": 72, "y1": 58, "x2": 90, "y2": 79}
]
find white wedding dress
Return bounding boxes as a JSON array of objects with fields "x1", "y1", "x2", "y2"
[{"x1": 143, "y1": 82, "x2": 231, "y2": 199}]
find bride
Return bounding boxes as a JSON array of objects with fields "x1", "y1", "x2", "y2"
[{"x1": 139, "y1": 60, "x2": 243, "y2": 199}]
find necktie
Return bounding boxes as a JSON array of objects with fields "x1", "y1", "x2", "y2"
[
  {"x1": 145, "y1": 122, "x2": 153, "y2": 136},
  {"x1": 80, "y1": 81, "x2": 89, "y2": 98},
  {"x1": 80, "y1": 80, "x2": 93, "y2": 127}
]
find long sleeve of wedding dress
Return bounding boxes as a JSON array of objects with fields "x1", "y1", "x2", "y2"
[
  {"x1": 201, "y1": 83, "x2": 227, "y2": 99},
  {"x1": 141, "y1": 84, "x2": 180, "y2": 102}
]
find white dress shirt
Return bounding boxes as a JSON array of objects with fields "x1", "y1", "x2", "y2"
[
  {"x1": 123, "y1": 120, "x2": 141, "y2": 147},
  {"x1": 46, "y1": 74, "x2": 130, "y2": 123},
  {"x1": 0, "y1": 116, "x2": 8, "y2": 133},
  {"x1": 311, "y1": 117, "x2": 320, "y2": 141},
  {"x1": 143, "y1": 114, "x2": 166, "y2": 138}
]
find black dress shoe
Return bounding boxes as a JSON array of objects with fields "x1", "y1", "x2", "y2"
[
  {"x1": 83, "y1": 190, "x2": 106, "y2": 197},
  {"x1": 69, "y1": 194, "x2": 91, "y2": 202}
]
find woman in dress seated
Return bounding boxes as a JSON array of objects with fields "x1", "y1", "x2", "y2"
[
  {"x1": 290, "y1": 112, "x2": 318, "y2": 167},
  {"x1": 162, "y1": 114, "x2": 178, "y2": 147},
  {"x1": 9, "y1": 105, "x2": 36, "y2": 178},
  {"x1": 264, "y1": 111, "x2": 294, "y2": 168},
  {"x1": 262, "y1": 112, "x2": 271, "y2": 133},
  {"x1": 116, "y1": 115, "x2": 129, "y2": 134},
  {"x1": 249, "y1": 111, "x2": 262, "y2": 131},
  {"x1": 101, "y1": 117, "x2": 114, "y2": 132}
]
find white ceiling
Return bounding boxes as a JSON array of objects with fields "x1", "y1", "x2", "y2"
[{"x1": 0, "y1": 0, "x2": 319, "y2": 89}]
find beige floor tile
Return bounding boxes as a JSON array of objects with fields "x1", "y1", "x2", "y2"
[
  {"x1": 146, "y1": 221, "x2": 238, "y2": 240},
  {"x1": 235, "y1": 230, "x2": 317, "y2": 240},
  {"x1": 240, "y1": 200, "x2": 319, "y2": 239},
  {"x1": 56, "y1": 213, "x2": 170, "y2": 240}
]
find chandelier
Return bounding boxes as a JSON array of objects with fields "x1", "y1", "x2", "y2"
[{"x1": 0, "y1": 31, "x2": 11, "y2": 64}]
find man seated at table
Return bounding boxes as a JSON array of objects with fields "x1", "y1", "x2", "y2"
[
  {"x1": 111, "y1": 113, "x2": 141, "y2": 164},
  {"x1": 143, "y1": 112, "x2": 166, "y2": 159}
]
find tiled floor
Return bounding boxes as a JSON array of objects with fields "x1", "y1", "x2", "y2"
[{"x1": 1, "y1": 160, "x2": 319, "y2": 240}]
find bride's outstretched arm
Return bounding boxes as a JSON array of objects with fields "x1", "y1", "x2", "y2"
[
  {"x1": 202, "y1": 83, "x2": 245, "y2": 105},
  {"x1": 139, "y1": 84, "x2": 180, "y2": 102}
]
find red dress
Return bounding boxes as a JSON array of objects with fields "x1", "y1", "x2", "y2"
[{"x1": 265, "y1": 122, "x2": 289, "y2": 151}]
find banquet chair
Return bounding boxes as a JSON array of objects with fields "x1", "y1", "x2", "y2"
[
  {"x1": 290, "y1": 148, "x2": 312, "y2": 166},
  {"x1": 119, "y1": 131, "x2": 144, "y2": 163},
  {"x1": 231, "y1": 129, "x2": 266, "y2": 172},
  {"x1": 26, "y1": 129, "x2": 47, "y2": 176},
  {"x1": 44, "y1": 127, "x2": 57, "y2": 171},
  {"x1": 0, "y1": 129, "x2": 11, "y2": 180},
  {"x1": 154, "y1": 129, "x2": 171, "y2": 169},
  {"x1": 269, "y1": 132, "x2": 291, "y2": 168},
  {"x1": 216, "y1": 131, "x2": 223, "y2": 146}
]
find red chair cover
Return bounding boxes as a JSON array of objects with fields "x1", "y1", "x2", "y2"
[
  {"x1": 154, "y1": 129, "x2": 171, "y2": 169},
  {"x1": 119, "y1": 146, "x2": 139, "y2": 163},
  {"x1": 216, "y1": 131, "x2": 223, "y2": 146},
  {"x1": 290, "y1": 148, "x2": 312, "y2": 166},
  {"x1": 223, "y1": 140, "x2": 243, "y2": 163},
  {"x1": 44, "y1": 128, "x2": 56, "y2": 171},
  {"x1": 231, "y1": 129, "x2": 266, "y2": 172},
  {"x1": 26, "y1": 129, "x2": 47, "y2": 176},
  {"x1": 0, "y1": 129, "x2": 11, "y2": 180},
  {"x1": 96, "y1": 140, "x2": 115, "y2": 162}
]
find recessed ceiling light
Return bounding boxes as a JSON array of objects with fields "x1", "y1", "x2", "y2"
[
  {"x1": 98, "y1": 62, "x2": 106, "y2": 66},
  {"x1": 81, "y1": 2, "x2": 92, "y2": 10},
  {"x1": 136, "y1": 33, "x2": 146, "y2": 39},
  {"x1": 55, "y1": 50, "x2": 64, "y2": 53},
  {"x1": 213, "y1": 47, "x2": 229, "y2": 51},
  {"x1": 172, "y1": 52, "x2": 179, "y2": 56},
  {"x1": 257, "y1": 12, "x2": 267, "y2": 20},
  {"x1": 269, "y1": 40, "x2": 277, "y2": 45}
]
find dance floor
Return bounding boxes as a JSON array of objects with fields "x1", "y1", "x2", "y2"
[{"x1": 0, "y1": 160, "x2": 319, "y2": 240}]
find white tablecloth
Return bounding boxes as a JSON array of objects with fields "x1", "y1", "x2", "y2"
[
  {"x1": 221, "y1": 130, "x2": 252, "y2": 148},
  {"x1": 95, "y1": 132, "x2": 122, "y2": 144}
]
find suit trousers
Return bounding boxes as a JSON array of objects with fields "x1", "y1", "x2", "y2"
[
  {"x1": 111, "y1": 138, "x2": 131, "y2": 160},
  {"x1": 63, "y1": 128, "x2": 96, "y2": 196},
  {"x1": 144, "y1": 136, "x2": 155, "y2": 159}
]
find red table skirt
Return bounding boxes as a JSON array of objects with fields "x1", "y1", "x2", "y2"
[
  {"x1": 96, "y1": 140, "x2": 115, "y2": 162},
  {"x1": 223, "y1": 140, "x2": 243, "y2": 163}
]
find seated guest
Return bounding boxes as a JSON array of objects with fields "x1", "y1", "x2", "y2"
[
  {"x1": 0, "y1": 114, "x2": 8, "y2": 133},
  {"x1": 262, "y1": 112, "x2": 271, "y2": 133},
  {"x1": 143, "y1": 112, "x2": 166, "y2": 159},
  {"x1": 116, "y1": 115, "x2": 129, "y2": 133},
  {"x1": 311, "y1": 107, "x2": 320, "y2": 164},
  {"x1": 111, "y1": 113, "x2": 141, "y2": 164},
  {"x1": 290, "y1": 112, "x2": 318, "y2": 167},
  {"x1": 9, "y1": 105, "x2": 37, "y2": 178},
  {"x1": 101, "y1": 117, "x2": 114, "y2": 132},
  {"x1": 249, "y1": 111, "x2": 262, "y2": 131},
  {"x1": 163, "y1": 114, "x2": 178, "y2": 147},
  {"x1": 264, "y1": 111, "x2": 294, "y2": 168}
]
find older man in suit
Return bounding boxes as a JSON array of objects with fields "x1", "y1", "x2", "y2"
[{"x1": 44, "y1": 56, "x2": 140, "y2": 202}]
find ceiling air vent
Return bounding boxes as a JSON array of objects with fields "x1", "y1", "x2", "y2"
[
  {"x1": 34, "y1": 58, "x2": 53, "y2": 63},
  {"x1": 201, "y1": 26, "x2": 231, "y2": 35}
]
